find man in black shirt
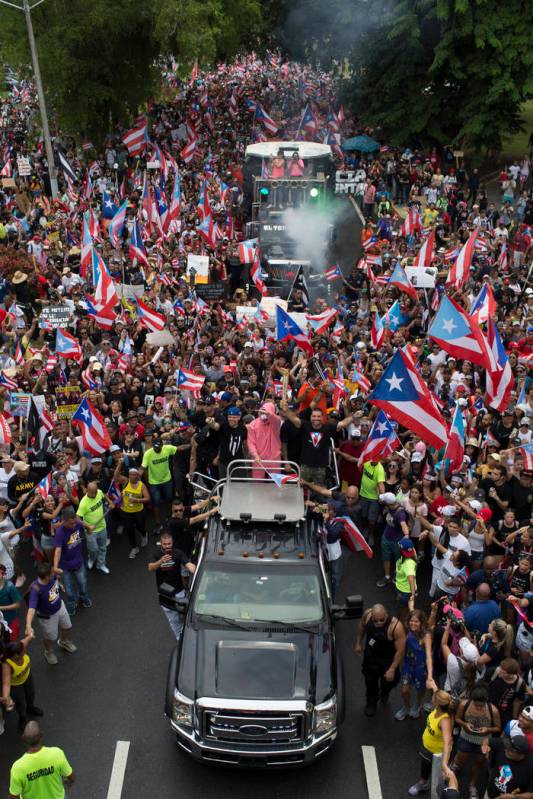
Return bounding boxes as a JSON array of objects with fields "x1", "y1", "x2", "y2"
[
  {"x1": 147, "y1": 531, "x2": 195, "y2": 640},
  {"x1": 28, "y1": 448, "x2": 56, "y2": 481},
  {"x1": 510, "y1": 469, "x2": 533, "y2": 525},
  {"x1": 280, "y1": 403, "x2": 353, "y2": 486},
  {"x1": 206, "y1": 406, "x2": 247, "y2": 478},
  {"x1": 280, "y1": 411, "x2": 302, "y2": 465},
  {"x1": 484, "y1": 734, "x2": 533, "y2": 797},
  {"x1": 480, "y1": 464, "x2": 513, "y2": 524},
  {"x1": 7, "y1": 461, "x2": 40, "y2": 506}
]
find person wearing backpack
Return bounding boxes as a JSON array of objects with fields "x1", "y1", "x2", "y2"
[
  {"x1": 488, "y1": 658, "x2": 526, "y2": 727},
  {"x1": 453, "y1": 685, "x2": 501, "y2": 799}
]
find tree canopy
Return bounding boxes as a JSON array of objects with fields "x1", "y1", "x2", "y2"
[{"x1": 0, "y1": 0, "x2": 262, "y2": 138}]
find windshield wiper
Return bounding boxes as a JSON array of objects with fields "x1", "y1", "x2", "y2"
[
  {"x1": 194, "y1": 613, "x2": 250, "y2": 631},
  {"x1": 248, "y1": 618, "x2": 320, "y2": 633}
]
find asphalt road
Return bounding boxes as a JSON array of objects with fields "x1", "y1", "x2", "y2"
[{"x1": 0, "y1": 525, "x2": 427, "y2": 799}]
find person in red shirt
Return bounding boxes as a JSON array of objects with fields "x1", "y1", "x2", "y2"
[
  {"x1": 517, "y1": 327, "x2": 533, "y2": 356},
  {"x1": 118, "y1": 411, "x2": 145, "y2": 442},
  {"x1": 336, "y1": 430, "x2": 364, "y2": 490}
]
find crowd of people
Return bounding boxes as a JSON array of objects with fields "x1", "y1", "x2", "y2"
[{"x1": 0, "y1": 49, "x2": 531, "y2": 799}]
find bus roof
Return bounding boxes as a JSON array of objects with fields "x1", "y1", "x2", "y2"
[{"x1": 245, "y1": 141, "x2": 332, "y2": 160}]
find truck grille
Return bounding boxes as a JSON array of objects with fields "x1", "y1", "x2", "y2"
[{"x1": 203, "y1": 709, "x2": 306, "y2": 744}]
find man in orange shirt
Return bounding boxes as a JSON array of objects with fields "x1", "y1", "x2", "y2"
[{"x1": 297, "y1": 373, "x2": 330, "y2": 415}]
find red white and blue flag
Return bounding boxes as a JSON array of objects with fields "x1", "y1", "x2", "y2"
[
  {"x1": 275, "y1": 305, "x2": 313, "y2": 355},
  {"x1": 37, "y1": 473, "x2": 52, "y2": 499},
  {"x1": 84, "y1": 295, "x2": 116, "y2": 330},
  {"x1": 129, "y1": 218, "x2": 148, "y2": 266},
  {"x1": 72, "y1": 397, "x2": 113, "y2": 455},
  {"x1": 446, "y1": 228, "x2": 478, "y2": 290},
  {"x1": 357, "y1": 410, "x2": 399, "y2": 466},
  {"x1": 267, "y1": 471, "x2": 298, "y2": 488},
  {"x1": 239, "y1": 238, "x2": 258, "y2": 264},
  {"x1": 254, "y1": 103, "x2": 278, "y2": 135},
  {"x1": 485, "y1": 317, "x2": 514, "y2": 412},
  {"x1": 444, "y1": 402, "x2": 466, "y2": 473},
  {"x1": 519, "y1": 443, "x2": 533, "y2": 470},
  {"x1": 428, "y1": 294, "x2": 490, "y2": 368},
  {"x1": 413, "y1": 230, "x2": 436, "y2": 268},
  {"x1": 250, "y1": 255, "x2": 267, "y2": 296},
  {"x1": 55, "y1": 329, "x2": 82, "y2": 360},
  {"x1": 306, "y1": 308, "x2": 337, "y2": 335},
  {"x1": 371, "y1": 312, "x2": 385, "y2": 348},
  {"x1": 401, "y1": 207, "x2": 422, "y2": 238},
  {"x1": 80, "y1": 212, "x2": 93, "y2": 278},
  {"x1": 332, "y1": 516, "x2": 373, "y2": 559},
  {"x1": 122, "y1": 118, "x2": 149, "y2": 157},
  {"x1": 389, "y1": 261, "x2": 418, "y2": 303},
  {"x1": 325, "y1": 264, "x2": 342, "y2": 282},
  {"x1": 368, "y1": 349, "x2": 448, "y2": 450},
  {"x1": 92, "y1": 249, "x2": 119, "y2": 308},
  {"x1": 470, "y1": 283, "x2": 496, "y2": 325},
  {"x1": 108, "y1": 200, "x2": 128, "y2": 248},
  {"x1": 176, "y1": 368, "x2": 205, "y2": 392},
  {"x1": 135, "y1": 298, "x2": 165, "y2": 332}
]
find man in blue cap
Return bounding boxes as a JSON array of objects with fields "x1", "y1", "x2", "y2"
[{"x1": 205, "y1": 406, "x2": 248, "y2": 478}]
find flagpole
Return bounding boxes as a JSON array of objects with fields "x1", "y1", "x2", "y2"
[{"x1": 0, "y1": 0, "x2": 59, "y2": 198}]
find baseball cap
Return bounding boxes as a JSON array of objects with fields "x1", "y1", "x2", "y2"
[
  {"x1": 459, "y1": 637, "x2": 478, "y2": 663},
  {"x1": 399, "y1": 537, "x2": 416, "y2": 557},
  {"x1": 520, "y1": 706, "x2": 533, "y2": 722},
  {"x1": 442, "y1": 505, "x2": 458, "y2": 517},
  {"x1": 109, "y1": 445, "x2": 121, "y2": 453},
  {"x1": 476, "y1": 507, "x2": 493, "y2": 522},
  {"x1": 227, "y1": 406, "x2": 242, "y2": 417},
  {"x1": 468, "y1": 499, "x2": 482, "y2": 513},
  {"x1": 128, "y1": 467, "x2": 140, "y2": 474},
  {"x1": 220, "y1": 391, "x2": 233, "y2": 402},
  {"x1": 505, "y1": 734, "x2": 530, "y2": 755},
  {"x1": 351, "y1": 428, "x2": 361, "y2": 438},
  {"x1": 91, "y1": 457, "x2": 102, "y2": 464},
  {"x1": 411, "y1": 452, "x2": 424, "y2": 463},
  {"x1": 379, "y1": 492, "x2": 397, "y2": 504}
]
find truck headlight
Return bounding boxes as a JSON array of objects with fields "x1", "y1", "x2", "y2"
[
  {"x1": 313, "y1": 696, "x2": 337, "y2": 735},
  {"x1": 172, "y1": 690, "x2": 193, "y2": 727}
]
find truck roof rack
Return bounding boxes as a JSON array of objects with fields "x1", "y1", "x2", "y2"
[{"x1": 219, "y1": 460, "x2": 305, "y2": 524}]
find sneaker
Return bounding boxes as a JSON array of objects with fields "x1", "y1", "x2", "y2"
[
  {"x1": 409, "y1": 705, "x2": 421, "y2": 719},
  {"x1": 364, "y1": 703, "x2": 377, "y2": 717},
  {"x1": 58, "y1": 639, "x2": 77, "y2": 654},
  {"x1": 129, "y1": 547, "x2": 140, "y2": 560},
  {"x1": 27, "y1": 706, "x2": 44, "y2": 717},
  {"x1": 97, "y1": 565, "x2": 110, "y2": 574},
  {"x1": 87, "y1": 557, "x2": 95, "y2": 570},
  {"x1": 140, "y1": 535, "x2": 148, "y2": 548},
  {"x1": 408, "y1": 781, "x2": 430, "y2": 796},
  {"x1": 44, "y1": 649, "x2": 58, "y2": 665},
  {"x1": 376, "y1": 576, "x2": 391, "y2": 588},
  {"x1": 423, "y1": 702, "x2": 433, "y2": 713},
  {"x1": 395, "y1": 707, "x2": 409, "y2": 721},
  {"x1": 81, "y1": 599, "x2": 92, "y2": 609}
]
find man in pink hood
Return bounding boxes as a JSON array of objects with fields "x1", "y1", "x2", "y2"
[{"x1": 246, "y1": 402, "x2": 282, "y2": 478}]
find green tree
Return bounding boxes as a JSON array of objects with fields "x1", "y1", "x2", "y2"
[
  {"x1": 342, "y1": 0, "x2": 533, "y2": 152},
  {"x1": 0, "y1": 0, "x2": 262, "y2": 140}
]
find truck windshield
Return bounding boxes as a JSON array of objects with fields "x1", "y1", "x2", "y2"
[{"x1": 193, "y1": 564, "x2": 324, "y2": 624}]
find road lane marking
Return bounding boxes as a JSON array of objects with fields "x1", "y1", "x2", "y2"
[
  {"x1": 361, "y1": 745, "x2": 383, "y2": 799},
  {"x1": 107, "y1": 740, "x2": 130, "y2": 799}
]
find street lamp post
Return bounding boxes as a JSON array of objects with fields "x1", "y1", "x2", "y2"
[{"x1": 0, "y1": 0, "x2": 58, "y2": 197}]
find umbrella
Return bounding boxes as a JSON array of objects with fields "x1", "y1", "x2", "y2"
[
  {"x1": 342, "y1": 135, "x2": 381, "y2": 153},
  {"x1": 146, "y1": 330, "x2": 176, "y2": 347}
]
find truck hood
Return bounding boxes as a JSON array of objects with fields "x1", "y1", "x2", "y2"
[{"x1": 178, "y1": 626, "x2": 334, "y2": 704}]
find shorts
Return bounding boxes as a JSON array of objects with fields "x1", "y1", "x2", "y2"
[
  {"x1": 396, "y1": 589, "x2": 411, "y2": 607},
  {"x1": 38, "y1": 600, "x2": 72, "y2": 641},
  {"x1": 149, "y1": 480, "x2": 173, "y2": 506},
  {"x1": 382, "y1": 537, "x2": 401, "y2": 563},
  {"x1": 357, "y1": 497, "x2": 381, "y2": 524},
  {"x1": 457, "y1": 737, "x2": 482, "y2": 754},
  {"x1": 41, "y1": 534, "x2": 56, "y2": 549}
]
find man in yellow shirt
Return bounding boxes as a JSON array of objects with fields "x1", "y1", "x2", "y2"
[
  {"x1": 9, "y1": 721, "x2": 75, "y2": 799},
  {"x1": 356, "y1": 460, "x2": 386, "y2": 546}
]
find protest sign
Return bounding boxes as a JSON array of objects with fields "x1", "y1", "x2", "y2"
[
  {"x1": 186, "y1": 254, "x2": 209, "y2": 285},
  {"x1": 39, "y1": 305, "x2": 73, "y2": 329},
  {"x1": 405, "y1": 266, "x2": 437, "y2": 288},
  {"x1": 10, "y1": 393, "x2": 32, "y2": 417},
  {"x1": 116, "y1": 283, "x2": 144, "y2": 299},
  {"x1": 195, "y1": 282, "x2": 225, "y2": 300},
  {"x1": 16, "y1": 155, "x2": 31, "y2": 176},
  {"x1": 55, "y1": 386, "x2": 82, "y2": 419}
]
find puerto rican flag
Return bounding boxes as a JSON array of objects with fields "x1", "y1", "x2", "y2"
[
  {"x1": 413, "y1": 230, "x2": 436, "y2": 268},
  {"x1": 80, "y1": 213, "x2": 93, "y2": 278},
  {"x1": 181, "y1": 136, "x2": 199, "y2": 164},
  {"x1": 401, "y1": 207, "x2": 422, "y2": 238},
  {"x1": 92, "y1": 249, "x2": 119, "y2": 308},
  {"x1": 129, "y1": 218, "x2": 148, "y2": 266},
  {"x1": 0, "y1": 372, "x2": 17, "y2": 391},
  {"x1": 122, "y1": 118, "x2": 149, "y2": 157},
  {"x1": 519, "y1": 443, "x2": 533, "y2": 470},
  {"x1": 37, "y1": 472, "x2": 52, "y2": 499},
  {"x1": 250, "y1": 255, "x2": 267, "y2": 296},
  {"x1": 0, "y1": 159, "x2": 13, "y2": 177},
  {"x1": 351, "y1": 364, "x2": 372, "y2": 394},
  {"x1": 325, "y1": 264, "x2": 342, "y2": 282},
  {"x1": 239, "y1": 238, "x2": 258, "y2": 264},
  {"x1": 485, "y1": 317, "x2": 514, "y2": 412},
  {"x1": 446, "y1": 228, "x2": 478, "y2": 290},
  {"x1": 254, "y1": 103, "x2": 278, "y2": 135},
  {"x1": 299, "y1": 103, "x2": 318, "y2": 135},
  {"x1": 368, "y1": 349, "x2": 448, "y2": 450},
  {"x1": 371, "y1": 312, "x2": 385, "y2": 348},
  {"x1": 108, "y1": 200, "x2": 128, "y2": 248},
  {"x1": 332, "y1": 516, "x2": 373, "y2": 559},
  {"x1": 428, "y1": 294, "x2": 490, "y2": 368},
  {"x1": 176, "y1": 368, "x2": 205, "y2": 392},
  {"x1": 81, "y1": 367, "x2": 99, "y2": 390},
  {"x1": 275, "y1": 305, "x2": 314, "y2": 355},
  {"x1": 306, "y1": 308, "x2": 337, "y2": 335},
  {"x1": 357, "y1": 410, "x2": 399, "y2": 466},
  {"x1": 55, "y1": 329, "x2": 82, "y2": 360},
  {"x1": 84, "y1": 295, "x2": 116, "y2": 330},
  {"x1": 470, "y1": 283, "x2": 496, "y2": 325},
  {"x1": 389, "y1": 261, "x2": 418, "y2": 303},
  {"x1": 443, "y1": 402, "x2": 466, "y2": 473},
  {"x1": 167, "y1": 171, "x2": 181, "y2": 225},
  {"x1": 135, "y1": 298, "x2": 165, "y2": 332},
  {"x1": 267, "y1": 471, "x2": 298, "y2": 488},
  {"x1": 72, "y1": 397, "x2": 112, "y2": 456}
]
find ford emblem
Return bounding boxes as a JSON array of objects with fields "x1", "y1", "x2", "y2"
[{"x1": 239, "y1": 724, "x2": 268, "y2": 736}]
